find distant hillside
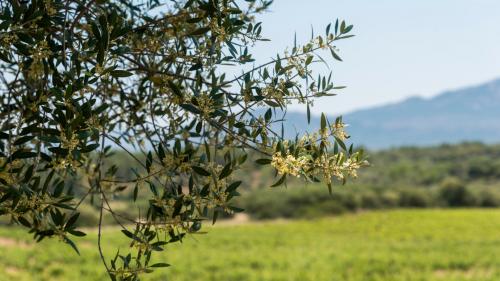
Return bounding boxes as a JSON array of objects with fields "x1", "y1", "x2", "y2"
[{"x1": 271, "y1": 79, "x2": 500, "y2": 149}]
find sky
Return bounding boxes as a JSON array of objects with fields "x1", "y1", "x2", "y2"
[{"x1": 249, "y1": 0, "x2": 500, "y2": 115}]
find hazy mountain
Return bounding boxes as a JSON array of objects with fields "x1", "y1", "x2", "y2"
[{"x1": 270, "y1": 78, "x2": 500, "y2": 149}]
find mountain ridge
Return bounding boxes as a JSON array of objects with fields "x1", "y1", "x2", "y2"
[{"x1": 272, "y1": 78, "x2": 500, "y2": 149}]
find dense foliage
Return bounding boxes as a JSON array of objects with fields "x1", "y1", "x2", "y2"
[
  {"x1": 0, "y1": 0, "x2": 365, "y2": 279},
  {"x1": 18, "y1": 142, "x2": 499, "y2": 225},
  {"x1": 239, "y1": 142, "x2": 500, "y2": 219}
]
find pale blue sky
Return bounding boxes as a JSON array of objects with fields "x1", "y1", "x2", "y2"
[{"x1": 250, "y1": 0, "x2": 500, "y2": 114}]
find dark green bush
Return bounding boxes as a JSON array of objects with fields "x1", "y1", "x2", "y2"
[
  {"x1": 477, "y1": 189, "x2": 500, "y2": 207},
  {"x1": 398, "y1": 189, "x2": 433, "y2": 207},
  {"x1": 438, "y1": 177, "x2": 476, "y2": 207}
]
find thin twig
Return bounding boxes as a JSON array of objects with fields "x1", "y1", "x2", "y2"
[{"x1": 97, "y1": 197, "x2": 113, "y2": 279}]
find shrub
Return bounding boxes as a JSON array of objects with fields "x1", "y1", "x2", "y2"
[{"x1": 438, "y1": 177, "x2": 473, "y2": 207}]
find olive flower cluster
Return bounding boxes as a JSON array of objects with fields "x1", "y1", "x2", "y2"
[{"x1": 269, "y1": 116, "x2": 367, "y2": 186}]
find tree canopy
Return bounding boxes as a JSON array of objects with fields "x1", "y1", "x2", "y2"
[{"x1": 0, "y1": 0, "x2": 365, "y2": 279}]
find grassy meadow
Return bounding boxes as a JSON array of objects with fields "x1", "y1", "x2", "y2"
[{"x1": 1, "y1": 209, "x2": 500, "y2": 281}]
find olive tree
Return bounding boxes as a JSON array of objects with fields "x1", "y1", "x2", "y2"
[{"x1": 0, "y1": 0, "x2": 366, "y2": 279}]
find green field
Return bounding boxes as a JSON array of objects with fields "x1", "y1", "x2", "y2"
[{"x1": 1, "y1": 209, "x2": 500, "y2": 281}]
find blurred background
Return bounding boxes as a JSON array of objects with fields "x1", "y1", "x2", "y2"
[{"x1": 3, "y1": 1, "x2": 500, "y2": 280}]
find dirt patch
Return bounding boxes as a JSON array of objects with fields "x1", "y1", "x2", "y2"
[
  {"x1": 216, "y1": 214, "x2": 293, "y2": 227},
  {"x1": 79, "y1": 240, "x2": 93, "y2": 249},
  {"x1": 0, "y1": 237, "x2": 32, "y2": 249},
  {"x1": 217, "y1": 213, "x2": 250, "y2": 225},
  {"x1": 5, "y1": 266, "x2": 21, "y2": 276},
  {"x1": 434, "y1": 268, "x2": 494, "y2": 279}
]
